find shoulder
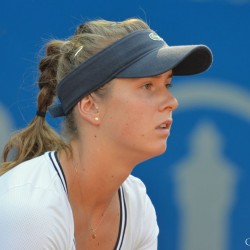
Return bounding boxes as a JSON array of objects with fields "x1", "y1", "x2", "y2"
[
  {"x1": 122, "y1": 175, "x2": 159, "y2": 249},
  {"x1": 0, "y1": 152, "x2": 56, "y2": 194},
  {"x1": 122, "y1": 175, "x2": 152, "y2": 212},
  {"x1": 122, "y1": 175, "x2": 147, "y2": 196},
  {"x1": 0, "y1": 152, "x2": 74, "y2": 249}
]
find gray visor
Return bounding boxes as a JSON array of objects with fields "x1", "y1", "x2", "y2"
[{"x1": 48, "y1": 29, "x2": 213, "y2": 117}]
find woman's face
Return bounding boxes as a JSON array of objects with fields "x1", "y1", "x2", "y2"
[{"x1": 98, "y1": 70, "x2": 178, "y2": 161}]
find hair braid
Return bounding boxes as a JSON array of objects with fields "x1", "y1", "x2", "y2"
[{"x1": 0, "y1": 41, "x2": 69, "y2": 175}]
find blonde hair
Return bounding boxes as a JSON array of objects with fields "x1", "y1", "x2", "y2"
[{"x1": 0, "y1": 18, "x2": 150, "y2": 176}]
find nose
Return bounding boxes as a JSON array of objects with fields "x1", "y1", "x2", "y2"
[{"x1": 158, "y1": 91, "x2": 179, "y2": 112}]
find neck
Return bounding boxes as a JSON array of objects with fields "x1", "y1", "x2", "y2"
[{"x1": 59, "y1": 138, "x2": 136, "y2": 211}]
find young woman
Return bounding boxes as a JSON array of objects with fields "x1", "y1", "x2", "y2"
[{"x1": 0, "y1": 18, "x2": 212, "y2": 249}]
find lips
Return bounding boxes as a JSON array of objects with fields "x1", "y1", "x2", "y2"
[
  {"x1": 155, "y1": 119, "x2": 172, "y2": 138},
  {"x1": 156, "y1": 119, "x2": 172, "y2": 130}
]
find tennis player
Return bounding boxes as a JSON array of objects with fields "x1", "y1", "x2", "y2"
[{"x1": 0, "y1": 18, "x2": 212, "y2": 249}]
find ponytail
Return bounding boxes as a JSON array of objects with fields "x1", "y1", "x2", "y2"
[{"x1": 0, "y1": 41, "x2": 69, "y2": 176}]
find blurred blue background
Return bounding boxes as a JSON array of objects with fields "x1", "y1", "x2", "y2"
[{"x1": 1, "y1": 0, "x2": 250, "y2": 249}]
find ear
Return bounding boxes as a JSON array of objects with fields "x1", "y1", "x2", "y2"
[{"x1": 76, "y1": 95, "x2": 100, "y2": 125}]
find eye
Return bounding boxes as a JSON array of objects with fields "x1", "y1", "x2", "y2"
[
  {"x1": 142, "y1": 83, "x2": 153, "y2": 90},
  {"x1": 165, "y1": 83, "x2": 173, "y2": 89}
]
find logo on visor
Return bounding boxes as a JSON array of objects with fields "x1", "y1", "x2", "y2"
[{"x1": 149, "y1": 33, "x2": 163, "y2": 41}]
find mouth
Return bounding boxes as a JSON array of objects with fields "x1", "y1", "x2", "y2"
[
  {"x1": 155, "y1": 120, "x2": 172, "y2": 137},
  {"x1": 156, "y1": 119, "x2": 172, "y2": 130}
]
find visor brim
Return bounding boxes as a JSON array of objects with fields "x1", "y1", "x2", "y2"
[{"x1": 116, "y1": 44, "x2": 212, "y2": 78}]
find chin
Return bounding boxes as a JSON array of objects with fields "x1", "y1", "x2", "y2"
[
  {"x1": 155, "y1": 144, "x2": 168, "y2": 156},
  {"x1": 131, "y1": 141, "x2": 168, "y2": 164},
  {"x1": 142, "y1": 143, "x2": 168, "y2": 161}
]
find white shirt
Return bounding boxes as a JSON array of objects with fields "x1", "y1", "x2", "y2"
[{"x1": 0, "y1": 152, "x2": 159, "y2": 249}]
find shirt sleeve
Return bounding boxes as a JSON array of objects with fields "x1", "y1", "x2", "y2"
[{"x1": 0, "y1": 186, "x2": 72, "y2": 250}]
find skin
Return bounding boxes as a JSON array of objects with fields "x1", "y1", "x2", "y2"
[{"x1": 58, "y1": 70, "x2": 178, "y2": 249}]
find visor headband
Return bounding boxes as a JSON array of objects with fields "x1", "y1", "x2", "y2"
[{"x1": 49, "y1": 29, "x2": 166, "y2": 117}]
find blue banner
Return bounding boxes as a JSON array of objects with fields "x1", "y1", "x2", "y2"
[{"x1": 1, "y1": 1, "x2": 250, "y2": 249}]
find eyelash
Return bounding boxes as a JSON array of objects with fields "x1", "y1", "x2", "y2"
[
  {"x1": 143, "y1": 83, "x2": 153, "y2": 90},
  {"x1": 142, "y1": 83, "x2": 172, "y2": 90},
  {"x1": 165, "y1": 83, "x2": 172, "y2": 89}
]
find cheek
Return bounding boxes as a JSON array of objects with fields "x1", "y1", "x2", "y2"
[
  {"x1": 114, "y1": 101, "x2": 152, "y2": 139},
  {"x1": 102, "y1": 91, "x2": 156, "y2": 142}
]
